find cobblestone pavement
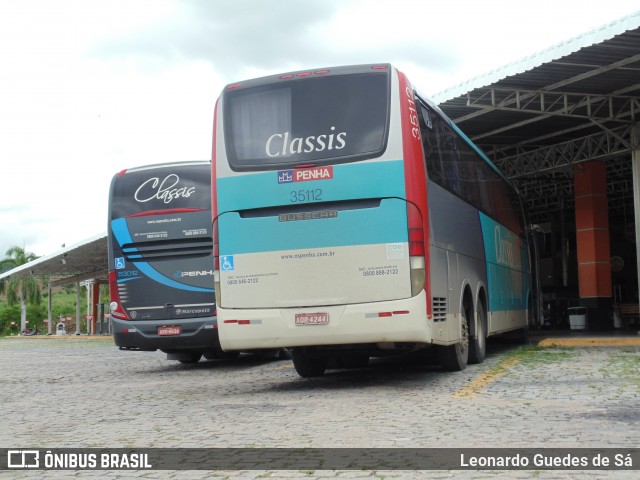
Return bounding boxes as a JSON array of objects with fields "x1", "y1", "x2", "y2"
[{"x1": 1, "y1": 335, "x2": 638, "y2": 479}]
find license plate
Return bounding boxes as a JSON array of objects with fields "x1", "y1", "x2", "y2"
[
  {"x1": 295, "y1": 312, "x2": 329, "y2": 326},
  {"x1": 158, "y1": 325, "x2": 181, "y2": 336}
]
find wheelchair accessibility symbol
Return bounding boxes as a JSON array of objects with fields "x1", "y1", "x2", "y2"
[
  {"x1": 221, "y1": 255, "x2": 235, "y2": 271},
  {"x1": 115, "y1": 257, "x2": 125, "y2": 269}
]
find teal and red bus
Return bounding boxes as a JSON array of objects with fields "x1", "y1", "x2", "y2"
[{"x1": 212, "y1": 64, "x2": 534, "y2": 377}]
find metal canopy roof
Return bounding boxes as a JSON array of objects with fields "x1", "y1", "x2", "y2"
[
  {"x1": 2, "y1": 12, "x2": 639, "y2": 285},
  {"x1": 0, "y1": 233, "x2": 108, "y2": 287},
  {"x1": 434, "y1": 11, "x2": 640, "y2": 223}
]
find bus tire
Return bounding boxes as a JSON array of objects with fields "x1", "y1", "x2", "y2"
[
  {"x1": 438, "y1": 308, "x2": 469, "y2": 371},
  {"x1": 291, "y1": 350, "x2": 328, "y2": 378},
  {"x1": 468, "y1": 304, "x2": 486, "y2": 364}
]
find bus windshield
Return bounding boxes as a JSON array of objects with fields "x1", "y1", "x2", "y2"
[{"x1": 223, "y1": 71, "x2": 390, "y2": 170}]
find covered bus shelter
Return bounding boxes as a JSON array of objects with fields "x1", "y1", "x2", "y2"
[
  {"x1": 1, "y1": 11, "x2": 639, "y2": 333},
  {"x1": 0, "y1": 233, "x2": 109, "y2": 335},
  {"x1": 433, "y1": 11, "x2": 640, "y2": 330}
]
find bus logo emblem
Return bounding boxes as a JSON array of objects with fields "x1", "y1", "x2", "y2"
[
  {"x1": 278, "y1": 170, "x2": 294, "y2": 183},
  {"x1": 278, "y1": 167, "x2": 333, "y2": 184},
  {"x1": 115, "y1": 257, "x2": 125, "y2": 269},
  {"x1": 221, "y1": 256, "x2": 235, "y2": 271}
]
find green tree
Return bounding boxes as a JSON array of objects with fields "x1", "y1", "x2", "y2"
[{"x1": 0, "y1": 246, "x2": 41, "y2": 331}]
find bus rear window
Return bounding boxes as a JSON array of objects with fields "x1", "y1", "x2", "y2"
[{"x1": 223, "y1": 72, "x2": 389, "y2": 171}]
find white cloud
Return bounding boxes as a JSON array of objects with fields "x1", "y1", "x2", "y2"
[{"x1": 0, "y1": 0, "x2": 638, "y2": 258}]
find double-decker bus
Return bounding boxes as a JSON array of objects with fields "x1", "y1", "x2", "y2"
[
  {"x1": 212, "y1": 64, "x2": 535, "y2": 377},
  {"x1": 108, "y1": 161, "x2": 231, "y2": 363}
]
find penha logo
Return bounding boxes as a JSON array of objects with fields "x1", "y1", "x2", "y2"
[
  {"x1": 277, "y1": 166, "x2": 333, "y2": 184},
  {"x1": 278, "y1": 170, "x2": 294, "y2": 183}
]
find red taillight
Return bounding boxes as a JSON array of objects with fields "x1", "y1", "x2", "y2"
[
  {"x1": 406, "y1": 203, "x2": 425, "y2": 256},
  {"x1": 280, "y1": 70, "x2": 330, "y2": 80},
  {"x1": 406, "y1": 202, "x2": 426, "y2": 297},
  {"x1": 369, "y1": 310, "x2": 411, "y2": 318},
  {"x1": 371, "y1": 65, "x2": 388, "y2": 70},
  {"x1": 108, "y1": 270, "x2": 129, "y2": 320},
  {"x1": 227, "y1": 83, "x2": 241, "y2": 89},
  {"x1": 409, "y1": 227, "x2": 425, "y2": 256}
]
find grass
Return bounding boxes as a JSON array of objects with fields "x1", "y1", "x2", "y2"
[
  {"x1": 0, "y1": 288, "x2": 109, "y2": 337},
  {"x1": 516, "y1": 346, "x2": 576, "y2": 366},
  {"x1": 603, "y1": 349, "x2": 640, "y2": 380}
]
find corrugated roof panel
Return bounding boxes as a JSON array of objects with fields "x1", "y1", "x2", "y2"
[{"x1": 433, "y1": 11, "x2": 640, "y2": 103}]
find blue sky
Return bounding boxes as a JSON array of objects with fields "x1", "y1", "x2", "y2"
[{"x1": 1, "y1": 0, "x2": 638, "y2": 258}]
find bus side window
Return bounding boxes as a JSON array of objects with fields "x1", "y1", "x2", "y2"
[
  {"x1": 418, "y1": 104, "x2": 443, "y2": 185},
  {"x1": 420, "y1": 104, "x2": 432, "y2": 130}
]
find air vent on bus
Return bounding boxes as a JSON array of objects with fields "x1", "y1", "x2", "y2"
[
  {"x1": 121, "y1": 238, "x2": 213, "y2": 261},
  {"x1": 432, "y1": 297, "x2": 447, "y2": 322}
]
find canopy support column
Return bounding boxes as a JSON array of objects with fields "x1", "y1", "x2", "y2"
[
  {"x1": 573, "y1": 160, "x2": 613, "y2": 330},
  {"x1": 76, "y1": 282, "x2": 81, "y2": 335}
]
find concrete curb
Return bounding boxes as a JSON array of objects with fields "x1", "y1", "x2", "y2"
[{"x1": 538, "y1": 337, "x2": 640, "y2": 347}]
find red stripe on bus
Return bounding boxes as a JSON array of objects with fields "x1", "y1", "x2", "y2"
[{"x1": 127, "y1": 208, "x2": 203, "y2": 218}]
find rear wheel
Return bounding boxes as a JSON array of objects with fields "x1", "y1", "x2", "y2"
[
  {"x1": 468, "y1": 304, "x2": 486, "y2": 364},
  {"x1": 291, "y1": 350, "x2": 328, "y2": 378},
  {"x1": 438, "y1": 303, "x2": 470, "y2": 371}
]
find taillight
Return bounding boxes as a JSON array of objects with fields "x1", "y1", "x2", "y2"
[
  {"x1": 280, "y1": 70, "x2": 330, "y2": 80},
  {"x1": 409, "y1": 227, "x2": 424, "y2": 256},
  {"x1": 108, "y1": 270, "x2": 129, "y2": 320},
  {"x1": 406, "y1": 202, "x2": 426, "y2": 297}
]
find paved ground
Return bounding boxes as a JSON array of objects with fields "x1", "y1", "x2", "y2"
[{"x1": 0, "y1": 332, "x2": 639, "y2": 479}]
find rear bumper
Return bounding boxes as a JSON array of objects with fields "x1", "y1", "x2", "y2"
[
  {"x1": 218, "y1": 291, "x2": 431, "y2": 351},
  {"x1": 112, "y1": 315, "x2": 220, "y2": 352}
]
